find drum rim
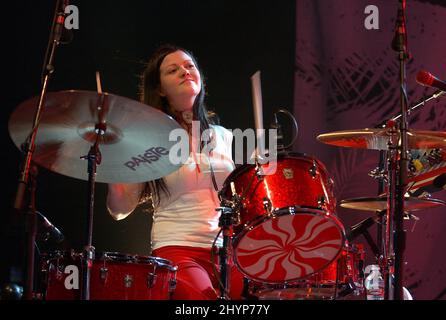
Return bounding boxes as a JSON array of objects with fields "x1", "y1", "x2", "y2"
[
  {"x1": 42, "y1": 250, "x2": 177, "y2": 271},
  {"x1": 221, "y1": 152, "x2": 332, "y2": 194},
  {"x1": 232, "y1": 206, "x2": 346, "y2": 284}
]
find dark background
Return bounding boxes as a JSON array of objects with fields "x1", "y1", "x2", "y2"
[
  {"x1": 1, "y1": 1, "x2": 295, "y2": 258},
  {"x1": 5, "y1": 0, "x2": 444, "y2": 301}
]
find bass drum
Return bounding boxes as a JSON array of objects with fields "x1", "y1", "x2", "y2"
[
  {"x1": 246, "y1": 243, "x2": 365, "y2": 300},
  {"x1": 221, "y1": 153, "x2": 345, "y2": 283}
]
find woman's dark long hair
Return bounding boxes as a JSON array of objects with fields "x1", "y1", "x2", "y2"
[{"x1": 139, "y1": 44, "x2": 215, "y2": 208}]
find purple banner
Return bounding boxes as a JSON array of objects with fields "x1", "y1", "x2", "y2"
[{"x1": 294, "y1": 0, "x2": 446, "y2": 299}]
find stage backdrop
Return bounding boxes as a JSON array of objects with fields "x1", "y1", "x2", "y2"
[{"x1": 294, "y1": 0, "x2": 446, "y2": 299}]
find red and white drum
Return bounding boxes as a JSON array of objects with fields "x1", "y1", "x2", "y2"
[
  {"x1": 247, "y1": 243, "x2": 365, "y2": 300},
  {"x1": 221, "y1": 153, "x2": 345, "y2": 283},
  {"x1": 40, "y1": 251, "x2": 177, "y2": 300}
]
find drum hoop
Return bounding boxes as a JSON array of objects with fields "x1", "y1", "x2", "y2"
[
  {"x1": 232, "y1": 206, "x2": 346, "y2": 284},
  {"x1": 43, "y1": 251, "x2": 178, "y2": 271},
  {"x1": 134, "y1": 255, "x2": 178, "y2": 272},
  {"x1": 222, "y1": 153, "x2": 331, "y2": 194}
]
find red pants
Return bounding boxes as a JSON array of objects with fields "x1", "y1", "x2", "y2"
[{"x1": 152, "y1": 246, "x2": 245, "y2": 300}]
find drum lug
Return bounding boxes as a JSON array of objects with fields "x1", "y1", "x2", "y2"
[
  {"x1": 317, "y1": 195, "x2": 326, "y2": 210},
  {"x1": 169, "y1": 278, "x2": 177, "y2": 294},
  {"x1": 263, "y1": 197, "x2": 272, "y2": 214},
  {"x1": 255, "y1": 163, "x2": 265, "y2": 181},
  {"x1": 124, "y1": 274, "x2": 133, "y2": 288},
  {"x1": 169, "y1": 271, "x2": 178, "y2": 293},
  {"x1": 147, "y1": 272, "x2": 157, "y2": 288},
  {"x1": 100, "y1": 267, "x2": 108, "y2": 282},
  {"x1": 309, "y1": 161, "x2": 318, "y2": 178}
]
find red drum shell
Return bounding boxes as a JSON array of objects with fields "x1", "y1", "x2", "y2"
[
  {"x1": 248, "y1": 243, "x2": 365, "y2": 300},
  {"x1": 222, "y1": 154, "x2": 337, "y2": 229},
  {"x1": 221, "y1": 154, "x2": 344, "y2": 283},
  {"x1": 233, "y1": 208, "x2": 346, "y2": 283},
  {"x1": 41, "y1": 251, "x2": 177, "y2": 300}
]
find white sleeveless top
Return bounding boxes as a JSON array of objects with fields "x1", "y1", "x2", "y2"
[{"x1": 151, "y1": 125, "x2": 234, "y2": 250}]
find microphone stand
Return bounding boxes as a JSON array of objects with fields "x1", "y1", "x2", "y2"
[
  {"x1": 8, "y1": 0, "x2": 67, "y2": 300},
  {"x1": 392, "y1": 0, "x2": 410, "y2": 300},
  {"x1": 347, "y1": 211, "x2": 384, "y2": 259}
]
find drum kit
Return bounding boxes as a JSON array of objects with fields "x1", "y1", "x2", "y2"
[
  {"x1": 7, "y1": 86, "x2": 446, "y2": 300},
  {"x1": 5, "y1": 0, "x2": 446, "y2": 301}
]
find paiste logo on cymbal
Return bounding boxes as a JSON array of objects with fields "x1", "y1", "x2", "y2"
[{"x1": 124, "y1": 147, "x2": 169, "y2": 171}]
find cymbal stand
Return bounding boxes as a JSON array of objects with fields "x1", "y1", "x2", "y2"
[
  {"x1": 79, "y1": 92, "x2": 107, "y2": 300},
  {"x1": 217, "y1": 205, "x2": 234, "y2": 300},
  {"x1": 7, "y1": 0, "x2": 67, "y2": 300},
  {"x1": 216, "y1": 182, "x2": 241, "y2": 300}
]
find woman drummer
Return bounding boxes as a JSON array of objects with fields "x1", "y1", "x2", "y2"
[{"x1": 106, "y1": 44, "x2": 244, "y2": 300}]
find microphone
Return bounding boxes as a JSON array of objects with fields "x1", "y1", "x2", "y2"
[
  {"x1": 36, "y1": 211, "x2": 65, "y2": 244},
  {"x1": 416, "y1": 70, "x2": 446, "y2": 92},
  {"x1": 270, "y1": 112, "x2": 284, "y2": 151}
]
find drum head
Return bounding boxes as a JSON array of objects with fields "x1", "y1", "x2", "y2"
[{"x1": 233, "y1": 209, "x2": 345, "y2": 283}]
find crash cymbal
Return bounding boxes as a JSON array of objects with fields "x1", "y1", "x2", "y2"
[
  {"x1": 339, "y1": 196, "x2": 445, "y2": 212},
  {"x1": 317, "y1": 128, "x2": 446, "y2": 150},
  {"x1": 9, "y1": 90, "x2": 183, "y2": 183}
]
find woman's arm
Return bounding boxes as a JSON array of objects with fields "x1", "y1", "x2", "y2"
[{"x1": 106, "y1": 182, "x2": 145, "y2": 220}]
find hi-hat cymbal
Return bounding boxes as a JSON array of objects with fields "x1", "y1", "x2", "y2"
[
  {"x1": 317, "y1": 128, "x2": 446, "y2": 150},
  {"x1": 9, "y1": 90, "x2": 183, "y2": 183},
  {"x1": 339, "y1": 196, "x2": 445, "y2": 212}
]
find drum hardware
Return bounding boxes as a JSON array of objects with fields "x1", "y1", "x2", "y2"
[
  {"x1": 123, "y1": 275, "x2": 133, "y2": 288},
  {"x1": 309, "y1": 161, "x2": 318, "y2": 178},
  {"x1": 262, "y1": 197, "x2": 272, "y2": 214},
  {"x1": 168, "y1": 270, "x2": 178, "y2": 294},
  {"x1": 148, "y1": 271, "x2": 157, "y2": 288},
  {"x1": 99, "y1": 267, "x2": 108, "y2": 282},
  {"x1": 215, "y1": 181, "x2": 244, "y2": 300},
  {"x1": 255, "y1": 161, "x2": 265, "y2": 180},
  {"x1": 368, "y1": 167, "x2": 388, "y2": 181},
  {"x1": 216, "y1": 205, "x2": 235, "y2": 300},
  {"x1": 317, "y1": 195, "x2": 327, "y2": 210}
]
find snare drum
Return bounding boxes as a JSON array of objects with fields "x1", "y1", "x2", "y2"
[
  {"x1": 40, "y1": 250, "x2": 177, "y2": 300},
  {"x1": 221, "y1": 153, "x2": 345, "y2": 283}
]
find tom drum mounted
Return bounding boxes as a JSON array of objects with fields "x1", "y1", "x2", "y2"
[{"x1": 221, "y1": 153, "x2": 346, "y2": 284}]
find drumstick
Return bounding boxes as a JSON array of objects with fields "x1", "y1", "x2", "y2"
[
  {"x1": 96, "y1": 71, "x2": 103, "y2": 94},
  {"x1": 251, "y1": 71, "x2": 265, "y2": 160}
]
